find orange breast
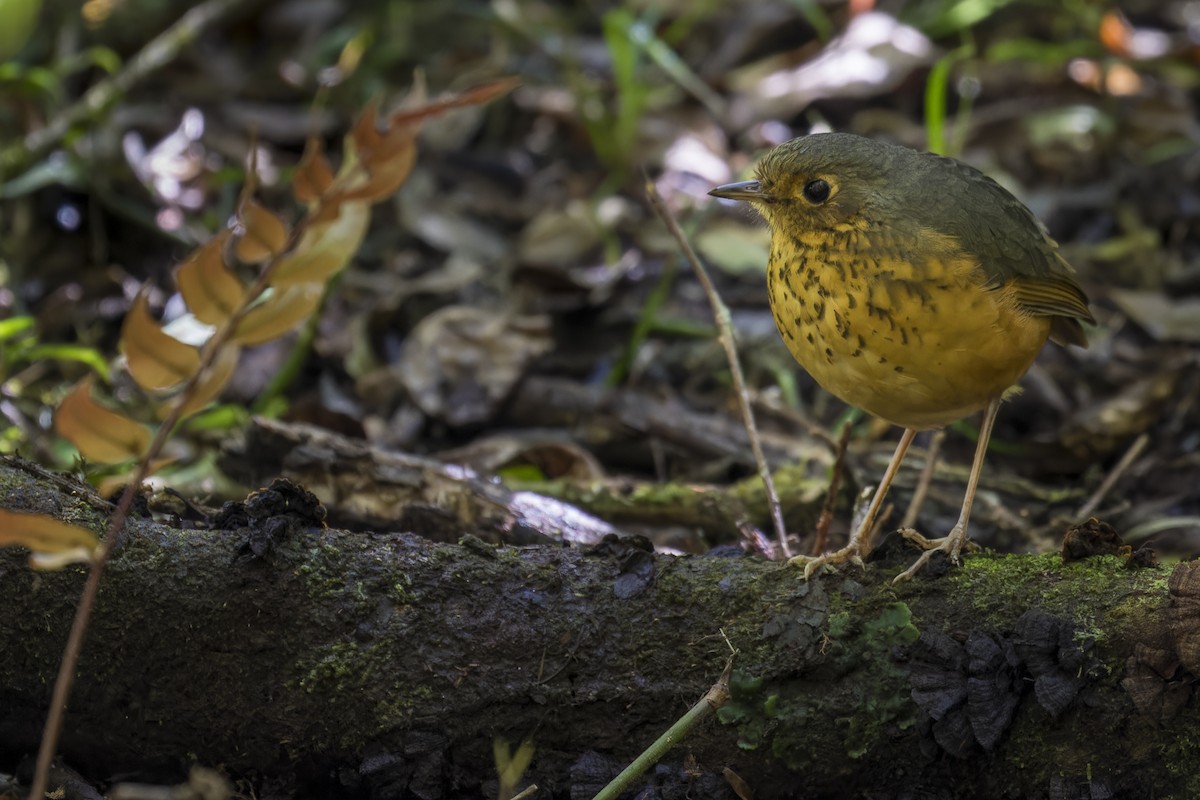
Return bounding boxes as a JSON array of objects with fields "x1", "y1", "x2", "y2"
[{"x1": 767, "y1": 228, "x2": 1051, "y2": 430}]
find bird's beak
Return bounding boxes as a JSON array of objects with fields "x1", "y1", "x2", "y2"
[{"x1": 708, "y1": 180, "x2": 768, "y2": 202}]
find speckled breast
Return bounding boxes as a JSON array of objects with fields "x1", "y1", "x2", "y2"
[{"x1": 766, "y1": 229, "x2": 1052, "y2": 430}]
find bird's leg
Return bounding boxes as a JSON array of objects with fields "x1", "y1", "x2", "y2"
[
  {"x1": 893, "y1": 397, "x2": 1001, "y2": 583},
  {"x1": 790, "y1": 427, "x2": 916, "y2": 578}
]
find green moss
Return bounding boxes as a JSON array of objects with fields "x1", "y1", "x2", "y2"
[
  {"x1": 742, "y1": 599, "x2": 923, "y2": 768},
  {"x1": 946, "y1": 552, "x2": 1171, "y2": 639},
  {"x1": 1160, "y1": 717, "x2": 1200, "y2": 799},
  {"x1": 837, "y1": 602, "x2": 921, "y2": 759},
  {"x1": 717, "y1": 671, "x2": 771, "y2": 750},
  {"x1": 374, "y1": 682, "x2": 435, "y2": 736},
  {"x1": 299, "y1": 641, "x2": 362, "y2": 694},
  {"x1": 391, "y1": 574, "x2": 414, "y2": 605},
  {"x1": 297, "y1": 544, "x2": 350, "y2": 600}
]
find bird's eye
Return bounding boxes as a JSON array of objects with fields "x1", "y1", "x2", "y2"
[{"x1": 802, "y1": 179, "x2": 831, "y2": 203}]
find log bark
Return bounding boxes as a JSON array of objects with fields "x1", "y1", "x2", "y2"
[{"x1": 0, "y1": 457, "x2": 1196, "y2": 800}]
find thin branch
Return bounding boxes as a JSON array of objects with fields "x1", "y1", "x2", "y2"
[
  {"x1": 900, "y1": 430, "x2": 945, "y2": 530},
  {"x1": 591, "y1": 654, "x2": 733, "y2": 800},
  {"x1": 1076, "y1": 432, "x2": 1150, "y2": 521},
  {"x1": 644, "y1": 178, "x2": 791, "y2": 558},
  {"x1": 811, "y1": 420, "x2": 852, "y2": 555},
  {"x1": 30, "y1": 134, "x2": 331, "y2": 800}
]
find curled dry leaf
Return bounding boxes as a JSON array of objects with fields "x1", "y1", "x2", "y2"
[
  {"x1": 728, "y1": 12, "x2": 933, "y2": 125},
  {"x1": 271, "y1": 200, "x2": 370, "y2": 286},
  {"x1": 0, "y1": 508, "x2": 99, "y2": 569},
  {"x1": 1061, "y1": 366, "x2": 1183, "y2": 455},
  {"x1": 338, "y1": 103, "x2": 419, "y2": 204},
  {"x1": 388, "y1": 77, "x2": 522, "y2": 127},
  {"x1": 175, "y1": 231, "x2": 245, "y2": 325},
  {"x1": 294, "y1": 137, "x2": 335, "y2": 205},
  {"x1": 333, "y1": 78, "x2": 518, "y2": 205},
  {"x1": 400, "y1": 306, "x2": 552, "y2": 427},
  {"x1": 55, "y1": 376, "x2": 152, "y2": 463},
  {"x1": 121, "y1": 290, "x2": 202, "y2": 391},
  {"x1": 436, "y1": 433, "x2": 605, "y2": 480},
  {"x1": 231, "y1": 284, "x2": 324, "y2": 346},
  {"x1": 234, "y1": 200, "x2": 290, "y2": 263},
  {"x1": 1109, "y1": 289, "x2": 1200, "y2": 342},
  {"x1": 517, "y1": 202, "x2": 602, "y2": 268}
]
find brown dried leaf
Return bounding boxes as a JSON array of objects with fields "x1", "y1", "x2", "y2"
[
  {"x1": 387, "y1": 77, "x2": 520, "y2": 127},
  {"x1": 400, "y1": 307, "x2": 552, "y2": 426},
  {"x1": 165, "y1": 343, "x2": 241, "y2": 420},
  {"x1": 335, "y1": 78, "x2": 516, "y2": 205},
  {"x1": 231, "y1": 284, "x2": 324, "y2": 346},
  {"x1": 294, "y1": 137, "x2": 335, "y2": 205},
  {"x1": 176, "y1": 231, "x2": 245, "y2": 325},
  {"x1": 121, "y1": 291, "x2": 202, "y2": 391},
  {"x1": 1109, "y1": 289, "x2": 1200, "y2": 342},
  {"x1": 347, "y1": 100, "x2": 384, "y2": 158},
  {"x1": 340, "y1": 109, "x2": 418, "y2": 203},
  {"x1": 0, "y1": 508, "x2": 99, "y2": 568},
  {"x1": 341, "y1": 137, "x2": 417, "y2": 203},
  {"x1": 235, "y1": 200, "x2": 290, "y2": 263},
  {"x1": 272, "y1": 200, "x2": 370, "y2": 286},
  {"x1": 55, "y1": 377, "x2": 152, "y2": 463}
]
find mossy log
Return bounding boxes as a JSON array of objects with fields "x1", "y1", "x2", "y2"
[{"x1": 0, "y1": 458, "x2": 1197, "y2": 800}]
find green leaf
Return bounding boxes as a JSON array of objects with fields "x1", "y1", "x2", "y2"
[
  {"x1": 0, "y1": 0, "x2": 42, "y2": 61},
  {"x1": 28, "y1": 343, "x2": 111, "y2": 380},
  {"x1": 0, "y1": 315, "x2": 34, "y2": 342}
]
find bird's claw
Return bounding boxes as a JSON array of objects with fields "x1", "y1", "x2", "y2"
[
  {"x1": 892, "y1": 526, "x2": 977, "y2": 583},
  {"x1": 788, "y1": 548, "x2": 865, "y2": 580}
]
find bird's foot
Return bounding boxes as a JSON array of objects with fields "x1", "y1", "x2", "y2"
[
  {"x1": 892, "y1": 525, "x2": 979, "y2": 583},
  {"x1": 788, "y1": 544, "x2": 865, "y2": 580}
]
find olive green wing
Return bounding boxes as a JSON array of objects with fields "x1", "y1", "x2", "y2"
[{"x1": 920, "y1": 156, "x2": 1095, "y2": 346}]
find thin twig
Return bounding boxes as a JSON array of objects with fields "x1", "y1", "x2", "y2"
[
  {"x1": 900, "y1": 429, "x2": 945, "y2": 530},
  {"x1": 0, "y1": 0, "x2": 255, "y2": 180},
  {"x1": 591, "y1": 654, "x2": 734, "y2": 800},
  {"x1": 811, "y1": 419, "x2": 852, "y2": 555},
  {"x1": 30, "y1": 139, "x2": 322, "y2": 799},
  {"x1": 863, "y1": 502, "x2": 893, "y2": 555},
  {"x1": 1124, "y1": 515, "x2": 1200, "y2": 544},
  {"x1": 644, "y1": 178, "x2": 791, "y2": 558},
  {"x1": 1075, "y1": 432, "x2": 1150, "y2": 521}
]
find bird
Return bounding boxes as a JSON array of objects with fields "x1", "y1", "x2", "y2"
[{"x1": 708, "y1": 132, "x2": 1095, "y2": 582}]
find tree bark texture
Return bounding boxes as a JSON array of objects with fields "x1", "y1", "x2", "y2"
[{"x1": 0, "y1": 458, "x2": 1196, "y2": 800}]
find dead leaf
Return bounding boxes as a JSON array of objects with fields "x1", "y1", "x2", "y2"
[
  {"x1": 121, "y1": 290, "x2": 202, "y2": 390},
  {"x1": 271, "y1": 200, "x2": 370, "y2": 286},
  {"x1": 176, "y1": 231, "x2": 245, "y2": 325},
  {"x1": 0, "y1": 509, "x2": 99, "y2": 553},
  {"x1": 729, "y1": 12, "x2": 934, "y2": 124},
  {"x1": 231, "y1": 284, "x2": 324, "y2": 346},
  {"x1": 437, "y1": 433, "x2": 604, "y2": 479},
  {"x1": 333, "y1": 77, "x2": 517, "y2": 204},
  {"x1": 55, "y1": 377, "x2": 152, "y2": 463},
  {"x1": 1110, "y1": 289, "x2": 1200, "y2": 342},
  {"x1": 388, "y1": 77, "x2": 520, "y2": 127},
  {"x1": 294, "y1": 137, "x2": 335, "y2": 205},
  {"x1": 339, "y1": 123, "x2": 418, "y2": 203},
  {"x1": 517, "y1": 201, "x2": 602, "y2": 267},
  {"x1": 400, "y1": 307, "x2": 552, "y2": 427},
  {"x1": 235, "y1": 200, "x2": 290, "y2": 263},
  {"x1": 0, "y1": 508, "x2": 99, "y2": 568}
]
